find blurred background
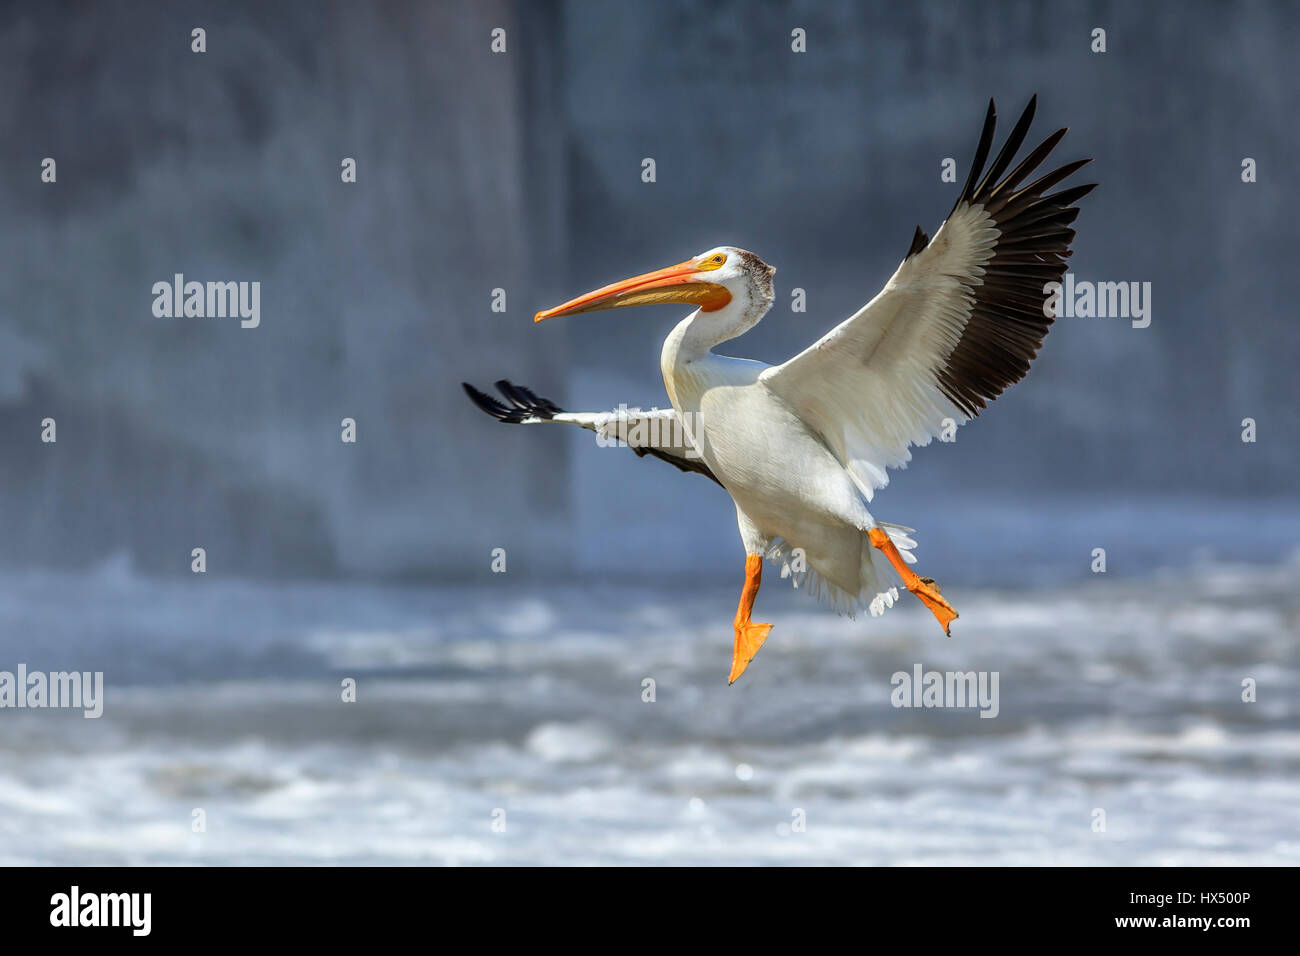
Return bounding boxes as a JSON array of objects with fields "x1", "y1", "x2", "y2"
[{"x1": 0, "y1": 0, "x2": 1296, "y2": 864}]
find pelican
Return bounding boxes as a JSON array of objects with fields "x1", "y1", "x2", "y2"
[{"x1": 465, "y1": 96, "x2": 1093, "y2": 684}]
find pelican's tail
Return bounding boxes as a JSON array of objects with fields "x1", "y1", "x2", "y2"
[{"x1": 765, "y1": 522, "x2": 916, "y2": 619}]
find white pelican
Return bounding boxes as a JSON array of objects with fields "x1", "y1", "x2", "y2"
[{"x1": 466, "y1": 97, "x2": 1093, "y2": 683}]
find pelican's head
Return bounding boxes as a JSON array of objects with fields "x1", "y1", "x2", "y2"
[{"x1": 534, "y1": 246, "x2": 775, "y2": 326}]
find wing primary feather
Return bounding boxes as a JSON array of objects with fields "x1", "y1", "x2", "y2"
[
  {"x1": 504, "y1": 380, "x2": 562, "y2": 417},
  {"x1": 955, "y1": 98, "x2": 997, "y2": 208},
  {"x1": 1042, "y1": 182, "x2": 1098, "y2": 209},
  {"x1": 494, "y1": 379, "x2": 559, "y2": 420},
  {"x1": 997, "y1": 203, "x2": 1081, "y2": 235},
  {"x1": 462, "y1": 382, "x2": 526, "y2": 423},
  {"x1": 972, "y1": 94, "x2": 1036, "y2": 200},
  {"x1": 991, "y1": 158, "x2": 1094, "y2": 220},
  {"x1": 493, "y1": 379, "x2": 532, "y2": 410},
  {"x1": 906, "y1": 225, "x2": 930, "y2": 258},
  {"x1": 984, "y1": 128, "x2": 1067, "y2": 204}
]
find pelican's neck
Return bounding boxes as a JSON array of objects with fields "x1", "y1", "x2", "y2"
[{"x1": 660, "y1": 296, "x2": 771, "y2": 408}]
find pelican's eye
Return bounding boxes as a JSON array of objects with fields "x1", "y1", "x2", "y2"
[{"x1": 698, "y1": 253, "x2": 727, "y2": 272}]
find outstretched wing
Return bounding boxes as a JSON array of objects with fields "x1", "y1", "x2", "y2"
[
  {"x1": 462, "y1": 380, "x2": 721, "y2": 485},
  {"x1": 761, "y1": 95, "x2": 1095, "y2": 500}
]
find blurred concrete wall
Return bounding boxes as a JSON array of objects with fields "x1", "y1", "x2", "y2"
[{"x1": 0, "y1": 0, "x2": 570, "y2": 579}]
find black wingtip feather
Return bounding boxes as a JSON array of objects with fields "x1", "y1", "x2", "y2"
[
  {"x1": 464, "y1": 380, "x2": 565, "y2": 423},
  {"x1": 931, "y1": 97, "x2": 1095, "y2": 419},
  {"x1": 973, "y1": 95, "x2": 1036, "y2": 199},
  {"x1": 463, "y1": 382, "x2": 522, "y2": 422},
  {"x1": 956, "y1": 99, "x2": 998, "y2": 208},
  {"x1": 906, "y1": 225, "x2": 930, "y2": 258}
]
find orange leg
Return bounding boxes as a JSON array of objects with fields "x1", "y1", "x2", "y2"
[
  {"x1": 867, "y1": 528, "x2": 959, "y2": 636},
  {"x1": 729, "y1": 554, "x2": 773, "y2": 684}
]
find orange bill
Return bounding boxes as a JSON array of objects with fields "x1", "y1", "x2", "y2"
[{"x1": 535, "y1": 258, "x2": 731, "y2": 322}]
